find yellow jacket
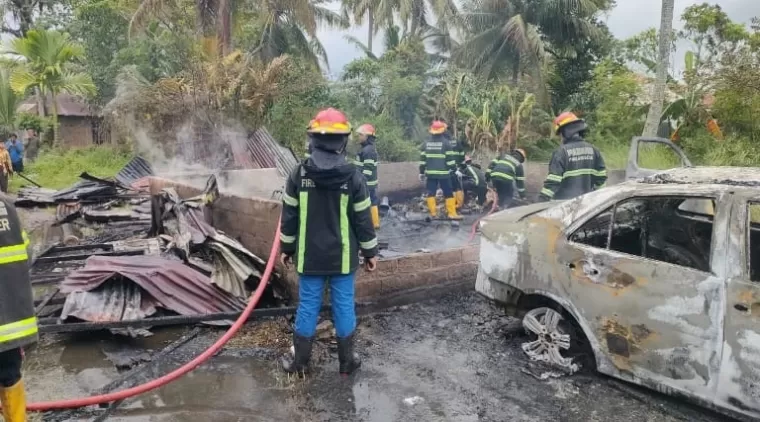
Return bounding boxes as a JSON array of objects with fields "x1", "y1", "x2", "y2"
[{"x1": 0, "y1": 149, "x2": 10, "y2": 175}]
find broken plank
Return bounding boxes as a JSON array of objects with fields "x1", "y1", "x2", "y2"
[
  {"x1": 34, "y1": 288, "x2": 59, "y2": 315},
  {"x1": 34, "y1": 249, "x2": 146, "y2": 264}
]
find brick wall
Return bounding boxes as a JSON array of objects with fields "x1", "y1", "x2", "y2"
[
  {"x1": 148, "y1": 176, "x2": 479, "y2": 302},
  {"x1": 354, "y1": 245, "x2": 478, "y2": 300}
]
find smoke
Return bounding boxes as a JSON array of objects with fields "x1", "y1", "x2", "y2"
[{"x1": 113, "y1": 111, "x2": 285, "y2": 198}]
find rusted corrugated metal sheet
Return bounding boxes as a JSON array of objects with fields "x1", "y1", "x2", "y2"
[
  {"x1": 115, "y1": 156, "x2": 154, "y2": 187},
  {"x1": 60, "y1": 256, "x2": 246, "y2": 320},
  {"x1": 246, "y1": 128, "x2": 299, "y2": 177}
]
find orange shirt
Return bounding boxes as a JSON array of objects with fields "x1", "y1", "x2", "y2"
[{"x1": 0, "y1": 148, "x2": 11, "y2": 175}]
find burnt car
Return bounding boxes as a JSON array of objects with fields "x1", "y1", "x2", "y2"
[{"x1": 476, "y1": 142, "x2": 760, "y2": 420}]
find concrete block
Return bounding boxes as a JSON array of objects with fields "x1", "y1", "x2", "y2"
[
  {"x1": 462, "y1": 245, "x2": 480, "y2": 263},
  {"x1": 396, "y1": 254, "x2": 432, "y2": 273},
  {"x1": 447, "y1": 263, "x2": 478, "y2": 284},
  {"x1": 432, "y1": 249, "x2": 463, "y2": 267}
]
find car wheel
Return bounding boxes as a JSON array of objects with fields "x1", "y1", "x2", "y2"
[{"x1": 521, "y1": 307, "x2": 581, "y2": 373}]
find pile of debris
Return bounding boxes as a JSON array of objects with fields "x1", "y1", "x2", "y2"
[{"x1": 19, "y1": 161, "x2": 283, "y2": 337}]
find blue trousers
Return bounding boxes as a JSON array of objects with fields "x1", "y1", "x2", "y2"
[
  {"x1": 295, "y1": 273, "x2": 357, "y2": 338},
  {"x1": 426, "y1": 177, "x2": 453, "y2": 198},
  {"x1": 368, "y1": 186, "x2": 378, "y2": 205}
]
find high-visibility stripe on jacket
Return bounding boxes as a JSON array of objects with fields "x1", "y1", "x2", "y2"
[
  {"x1": 419, "y1": 134, "x2": 456, "y2": 179},
  {"x1": 486, "y1": 154, "x2": 526, "y2": 195},
  {"x1": 539, "y1": 136, "x2": 607, "y2": 201},
  {"x1": 451, "y1": 138, "x2": 465, "y2": 167},
  {"x1": 0, "y1": 196, "x2": 37, "y2": 353},
  {"x1": 355, "y1": 137, "x2": 379, "y2": 187},
  {"x1": 279, "y1": 163, "x2": 378, "y2": 275}
]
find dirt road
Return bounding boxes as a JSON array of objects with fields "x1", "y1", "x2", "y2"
[{"x1": 33, "y1": 292, "x2": 730, "y2": 422}]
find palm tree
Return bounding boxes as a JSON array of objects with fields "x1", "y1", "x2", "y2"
[
  {"x1": 642, "y1": 0, "x2": 675, "y2": 137},
  {"x1": 456, "y1": 0, "x2": 602, "y2": 83},
  {"x1": 250, "y1": 0, "x2": 347, "y2": 69},
  {"x1": 342, "y1": 0, "x2": 397, "y2": 54},
  {"x1": 0, "y1": 69, "x2": 20, "y2": 135},
  {"x1": 7, "y1": 30, "x2": 97, "y2": 145}
]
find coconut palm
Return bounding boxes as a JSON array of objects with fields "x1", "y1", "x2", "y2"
[
  {"x1": 456, "y1": 0, "x2": 603, "y2": 82},
  {"x1": 6, "y1": 29, "x2": 96, "y2": 145},
  {"x1": 642, "y1": 0, "x2": 675, "y2": 137},
  {"x1": 0, "y1": 69, "x2": 20, "y2": 135},
  {"x1": 250, "y1": 0, "x2": 347, "y2": 69},
  {"x1": 342, "y1": 0, "x2": 397, "y2": 54}
]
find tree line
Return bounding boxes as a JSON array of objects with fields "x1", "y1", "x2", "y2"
[{"x1": 0, "y1": 0, "x2": 758, "y2": 168}]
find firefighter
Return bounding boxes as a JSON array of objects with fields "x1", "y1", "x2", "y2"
[
  {"x1": 354, "y1": 124, "x2": 380, "y2": 229},
  {"x1": 486, "y1": 149, "x2": 526, "y2": 209},
  {"x1": 279, "y1": 108, "x2": 378, "y2": 376},
  {"x1": 459, "y1": 155, "x2": 487, "y2": 207},
  {"x1": 447, "y1": 127, "x2": 466, "y2": 209},
  {"x1": 419, "y1": 121, "x2": 461, "y2": 220},
  {"x1": 539, "y1": 112, "x2": 606, "y2": 201},
  {"x1": 0, "y1": 195, "x2": 36, "y2": 422}
]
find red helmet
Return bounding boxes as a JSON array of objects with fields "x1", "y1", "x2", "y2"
[
  {"x1": 307, "y1": 108, "x2": 352, "y2": 135},
  {"x1": 429, "y1": 120, "x2": 448, "y2": 135},
  {"x1": 356, "y1": 124, "x2": 375, "y2": 136},
  {"x1": 553, "y1": 112, "x2": 582, "y2": 134}
]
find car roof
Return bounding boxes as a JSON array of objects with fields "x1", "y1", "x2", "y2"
[{"x1": 640, "y1": 167, "x2": 760, "y2": 187}]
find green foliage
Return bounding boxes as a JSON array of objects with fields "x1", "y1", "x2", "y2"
[
  {"x1": 0, "y1": 69, "x2": 20, "y2": 134},
  {"x1": 576, "y1": 59, "x2": 645, "y2": 146},
  {"x1": 267, "y1": 61, "x2": 337, "y2": 154},
  {"x1": 8, "y1": 146, "x2": 133, "y2": 192},
  {"x1": 68, "y1": 0, "x2": 131, "y2": 103},
  {"x1": 15, "y1": 112, "x2": 53, "y2": 134}
]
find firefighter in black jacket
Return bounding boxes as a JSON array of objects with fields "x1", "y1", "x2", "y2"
[
  {"x1": 459, "y1": 155, "x2": 487, "y2": 207},
  {"x1": 419, "y1": 121, "x2": 461, "y2": 220},
  {"x1": 449, "y1": 134, "x2": 466, "y2": 209},
  {"x1": 539, "y1": 112, "x2": 607, "y2": 201},
  {"x1": 280, "y1": 108, "x2": 378, "y2": 376},
  {"x1": 486, "y1": 149, "x2": 527, "y2": 208},
  {"x1": 354, "y1": 124, "x2": 380, "y2": 229},
  {"x1": 0, "y1": 195, "x2": 36, "y2": 422}
]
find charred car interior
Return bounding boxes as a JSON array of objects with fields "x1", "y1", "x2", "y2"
[{"x1": 570, "y1": 196, "x2": 715, "y2": 273}]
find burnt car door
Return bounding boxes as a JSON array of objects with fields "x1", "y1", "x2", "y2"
[
  {"x1": 626, "y1": 137, "x2": 692, "y2": 180},
  {"x1": 554, "y1": 190, "x2": 727, "y2": 401},
  {"x1": 718, "y1": 192, "x2": 760, "y2": 418}
]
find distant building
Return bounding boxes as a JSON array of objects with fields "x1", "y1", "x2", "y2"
[{"x1": 17, "y1": 94, "x2": 111, "y2": 147}]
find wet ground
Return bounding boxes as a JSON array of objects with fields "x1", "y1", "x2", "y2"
[
  {"x1": 377, "y1": 200, "x2": 481, "y2": 257},
  {"x1": 26, "y1": 292, "x2": 731, "y2": 422}
]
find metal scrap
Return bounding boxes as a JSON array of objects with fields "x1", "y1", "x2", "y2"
[{"x1": 60, "y1": 255, "x2": 246, "y2": 324}]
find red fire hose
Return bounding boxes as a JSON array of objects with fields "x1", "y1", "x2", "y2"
[
  {"x1": 467, "y1": 192, "x2": 498, "y2": 244},
  {"x1": 21, "y1": 219, "x2": 282, "y2": 411}
]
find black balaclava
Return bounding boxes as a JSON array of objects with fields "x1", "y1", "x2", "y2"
[{"x1": 559, "y1": 120, "x2": 588, "y2": 143}]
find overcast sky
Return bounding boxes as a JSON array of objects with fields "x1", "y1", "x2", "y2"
[{"x1": 317, "y1": 0, "x2": 760, "y2": 76}]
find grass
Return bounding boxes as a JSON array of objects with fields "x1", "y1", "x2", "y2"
[
  {"x1": 597, "y1": 141, "x2": 684, "y2": 170},
  {"x1": 9, "y1": 146, "x2": 134, "y2": 193}
]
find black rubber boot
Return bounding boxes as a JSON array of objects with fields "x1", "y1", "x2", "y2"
[
  {"x1": 337, "y1": 332, "x2": 361, "y2": 375},
  {"x1": 282, "y1": 334, "x2": 314, "y2": 374}
]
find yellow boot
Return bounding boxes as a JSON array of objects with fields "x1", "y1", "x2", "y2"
[
  {"x1": 1, "y1": 379, "x2": 27, "y2": 422},
  {"x1": 456, "y1": 190, "x2": 465, "y2": 209},
  {"x1": 426, "y1": 196, "x2": 438, "y2": 218},
  {"x1": 446, "y1": 197, "x2": 463, "y2": 220},
  {"x1": 370, "y1": 205, "x2": 381, "y2": 229}
]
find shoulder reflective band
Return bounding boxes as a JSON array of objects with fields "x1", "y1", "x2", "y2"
[
  {"x1": 0, "y1": 242, "x2": 28, "y2": 265},
  {"x1": 0, "y1": 317, "x2": 37, "y2": 344}
]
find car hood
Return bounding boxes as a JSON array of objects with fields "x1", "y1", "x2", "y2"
[{"x1": 480, "y1": 201, "x2": 561, "y2": 239}]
